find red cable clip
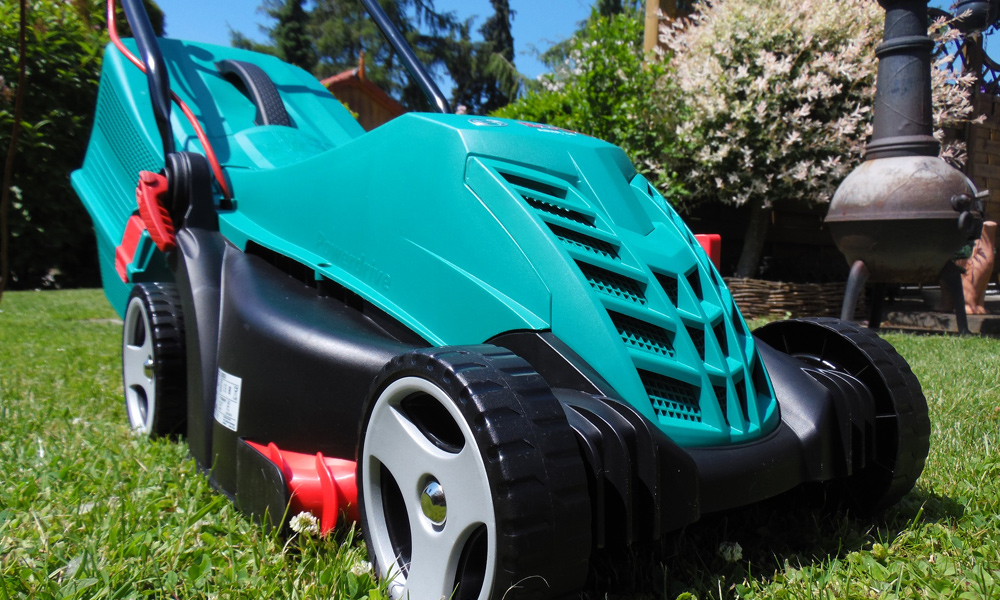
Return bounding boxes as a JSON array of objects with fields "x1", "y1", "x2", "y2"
[{"x1": 136, "y1": 171, "x2": 176, "y2": 252}]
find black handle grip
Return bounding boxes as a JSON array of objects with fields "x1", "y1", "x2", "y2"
[{"x1": 121, "y1": 0, "x2": 174, "y2": 155}]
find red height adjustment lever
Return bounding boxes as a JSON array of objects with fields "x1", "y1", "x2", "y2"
[{"x1": 136, "y1": 171, "x2": 176, "y2": 252}]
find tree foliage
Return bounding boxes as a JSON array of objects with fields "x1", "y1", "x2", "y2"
[
  {"x1": 272, "y1": 0, "x2": 316, "y2": 71},
  {"x1": 450, "y1": 0, "x2": 520, "y2": 114},
  {"x1": 493, "y1": 8, "x2": 669, "y2": 185},
  {"x1": 236, "y1": 0, "x2": 463, "y2": 111},
  {"x1": 595, "y1": 0, "x2": 643, "y2": 18},
  {"x1": 236, "y1": 0, "x2": 523, "y2": 113},
  {"x1": 1, "y1": 1, "x2": 111, "y2": 289}
]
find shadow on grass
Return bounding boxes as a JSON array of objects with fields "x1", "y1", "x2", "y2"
[{"x1": 579, "y1": 484, "x2": 963, "y2": 600}]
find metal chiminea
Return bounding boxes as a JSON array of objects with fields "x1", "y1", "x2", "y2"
[{"x1": 827, "y1": 0, "x2": 985, "y2": 331}]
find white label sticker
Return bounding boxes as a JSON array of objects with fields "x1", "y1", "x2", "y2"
[{"x1": 214, "y1": 369, "x2": 242, "y2": 432}]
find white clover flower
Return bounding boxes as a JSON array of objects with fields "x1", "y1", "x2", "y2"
[
  {"x1": 289, "y1": 511, "x2": 320, "y2": 536},
  {"x1": 718, "y1": 541, "x2": 743, "y2": 563},
  {"x1": 350, "y1": 560, "x2": 373, "y2": 576}
]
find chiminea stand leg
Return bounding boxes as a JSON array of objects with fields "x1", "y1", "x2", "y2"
[
  {"x1": 841, "y1": 260, "x2": 869, "y2": 322},
  {"x1": 941, "y1": 261, "x2": 971, "y2": 334}
]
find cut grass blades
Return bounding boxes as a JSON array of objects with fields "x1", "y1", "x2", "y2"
[{"x1": 3, "y1": 290, "x2": 1000, "y2": 598}]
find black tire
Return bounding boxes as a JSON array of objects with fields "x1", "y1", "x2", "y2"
[
  {"x1": 358, "y1": 346, "x2": 592, "y2": 600},
  {"x1": 754, "y1": 317, "x2": 930, "y2": 512},
  {"x1": 122, "y1": 282, "x2": 187, "y2": 437}
]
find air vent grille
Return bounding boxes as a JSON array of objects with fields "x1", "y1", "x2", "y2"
[
  {"x1": 687, "y1": 325, "x2": 705, "y2": 358},
  {"x1": 686, "y1": 268, "x2": 702, "y2": 301},
  {"x1": 549, "y1": 223, "x2": 620, "y2": 260},
  {"x1": 641, "y1": 371, "x2": 701, "y2": 423},
  {"x1": 609, "y1": 311, "x2": 674, "y2": 356},
  {"x1": 713, "y1": 384, "x2": 729, "y2": 424},
  {"x1": 655, "y1": 272, "x2": 679, "y2": 306},
  {"x1": 488, "y1": 165, "x2": 778, "y2": 443},
  {"x1": 524, "y1": 196, "x2": 595, "y2": 227},
  {"x1": 713, "y1": 320, "x2": 728, "y2": 357},
  {"x1": 577, "y1": 262, "x2": 646, "y2": 305},
  {"x1": 500, "y1": 171, "x2": 567, "y2": 199},
  {"x1": 734, "y1": 377, "x2": 750, "y2": 421}
]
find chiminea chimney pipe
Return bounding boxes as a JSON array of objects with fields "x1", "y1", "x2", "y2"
[{"x1": 866, "y1": 0, "x2": 939, "y2": 159}]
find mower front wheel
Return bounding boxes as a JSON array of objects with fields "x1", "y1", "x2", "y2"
[
  {"x1": 122, "y1": 282, "x2": 187, "y2": 437},
  {"x1": 358, "y1": 346, "x2": 592, "y2": 600},
  {"x1": 754, "y1": 317, "x2": 930, "y2": 512}
]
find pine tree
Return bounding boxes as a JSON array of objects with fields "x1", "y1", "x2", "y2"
[
  {"x1": 272, "y1": 0, "x2": 315, "y2": 71},
  {"x1": 450, "y1": 0, "x2": 519, "y2": 115}
]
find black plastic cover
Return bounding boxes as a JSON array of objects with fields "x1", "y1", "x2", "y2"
[
  {"x1": 210, "y1": 249, "x2": 417, "y2": 495},
  {"x1": 170, "y1": 228, "x2": 227, "y2": 470}
]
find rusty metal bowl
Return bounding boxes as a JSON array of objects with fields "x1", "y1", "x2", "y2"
[{"x1": 826, "y1": 156, "x2": 976, "y2": 283}]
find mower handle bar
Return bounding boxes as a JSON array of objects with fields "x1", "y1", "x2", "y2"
[
  {"x1": 119, "y1": 0, "x2": 450, "y2": 154},
  {"x1": 359, "y1": 0, "x2": 452, "y2": 114},
  {"x1": 120, "y1": 0, "x2": 174, "y2": 156}
]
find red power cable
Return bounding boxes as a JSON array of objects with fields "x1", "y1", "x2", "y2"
[{"x1": 106, "y1": 0, "x2": 232, "y2": 201}]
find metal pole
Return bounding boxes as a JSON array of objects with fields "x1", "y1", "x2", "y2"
[{"x1": 359, "y1": 0, "x2": 451, "y2": 114}]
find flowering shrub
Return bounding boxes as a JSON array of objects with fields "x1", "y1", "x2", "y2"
[{"x1": 658, "y1": 0, "x2": 979, "y2": 276}]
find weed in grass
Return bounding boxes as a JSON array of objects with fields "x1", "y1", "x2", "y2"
[{"x1": 2, "y1": 290, "x2": 1000, "y2": 599}]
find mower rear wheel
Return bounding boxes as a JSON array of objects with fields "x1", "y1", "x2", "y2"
[
  {"x1": 754, "y1": 317, "x2": 930, "y2": 512},
  {"x1": 122, "y1": 283, "x2": 187, "y2": 437},
  {"x1": 358, "y1": 346, "x2": 591, "y2": 600}
]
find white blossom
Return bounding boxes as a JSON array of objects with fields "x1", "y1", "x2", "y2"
[
  {"x1": 718, "y1": 541, "x2": 743, "y2": 563},
  {"x1": 289, "y1": 511, "x2": 319, "y2": 536}
]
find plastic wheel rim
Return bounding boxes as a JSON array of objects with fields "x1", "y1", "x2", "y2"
[
  {"x1": 123, "y1": 295, "x2": 156, "y2": 434},
  {"x1": 362, "y1": 376, "x2": 497, "y2": 600}
]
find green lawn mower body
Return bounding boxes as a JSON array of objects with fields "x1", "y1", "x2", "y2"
[{"x1": 71, "y1": 3, "x2": 931, "y2": 598}]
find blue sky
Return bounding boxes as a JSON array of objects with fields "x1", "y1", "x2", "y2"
[
  {"x1": 153, "y1": 0, "x2": 992, "y2": 88},
  {"x1": 154, "y1": 0, "x2": 594, "y2": 81}
]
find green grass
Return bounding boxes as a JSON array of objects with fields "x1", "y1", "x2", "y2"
[
  {"x1": 0, "y1": 290, "x2": 382, "y2": 599},
  {"x1": 1, "y1": 290, "x2": 999, "y2": 599}
]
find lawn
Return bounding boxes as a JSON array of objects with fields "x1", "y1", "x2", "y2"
[{"x1": 1, "y1": 289, "x2": 998, "y2": 599}]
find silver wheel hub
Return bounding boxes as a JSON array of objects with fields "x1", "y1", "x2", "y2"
[
  {"x1": 123, "y1": 296, "x2": 156, "y2": 434},
  {"x1": 420, "y1": 479, "x2": 447, "y2": 526},
  {"x1": 362, "y1": 376, "x2": 498, "y2": 600}
]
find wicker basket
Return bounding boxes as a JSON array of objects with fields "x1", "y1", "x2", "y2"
[{"x1": 723, "y1": 278, "x2": 864, "y2": 320}]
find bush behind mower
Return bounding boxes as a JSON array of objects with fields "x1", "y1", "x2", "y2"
[{"x1": 71, "y1": 1, "x2": 930, "y2": 598}]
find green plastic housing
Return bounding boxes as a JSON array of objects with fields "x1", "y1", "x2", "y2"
[{"x1": 72, "y1": 40, "x2": 780, "y2": 448}]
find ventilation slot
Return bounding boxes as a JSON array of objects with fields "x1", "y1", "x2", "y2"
[
  {"x1": 751, "y1": 357, "x2": 771, "y2": 404},
  {"x1": 713, "y1": 320, "x2": 728, "y2": 357},
  {"x1": 710, "y1": 267, "x2": 724, "y2": 290},
  {"x1": 655, "y1": 272, "x2": 679, "y2": 306},
  {"x1": 577, "y1": 262, "x2": 646, "y2": 305},
  {"x1": 713, "y1": 383, "x2": 729, "y2": 425},
  {"x1": 525, "y1": 196, "x2": 595, "y2": 228},
  {"x1": 687, "y1": 325, "x2": 705, "y2": 358},
  {"x1": 500, "y1": 171, "x2": 567, "y2": 199},
  {"x1": 609, "y1": 311, "x2": 674, "y2": 356},
  {"x1": 686, "y1": 268, "x2": 702, "y2": 301},
  {"x1": 641, "y1": 371, "x2": 701, "y2": 422},
  {"x1": 734, "y1": 377, "x2": 750, "y2": 422},
  {"x1": 731, "y1": 305, "x2": 747, "y2": 340},
  {"x1": 548, "y1": 224, "x2": 619, "y2": 260}
]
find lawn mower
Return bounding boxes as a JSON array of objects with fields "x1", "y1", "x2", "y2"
[{"x1": 72, "y1": 1, "x2": 931, "y2": 598}]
